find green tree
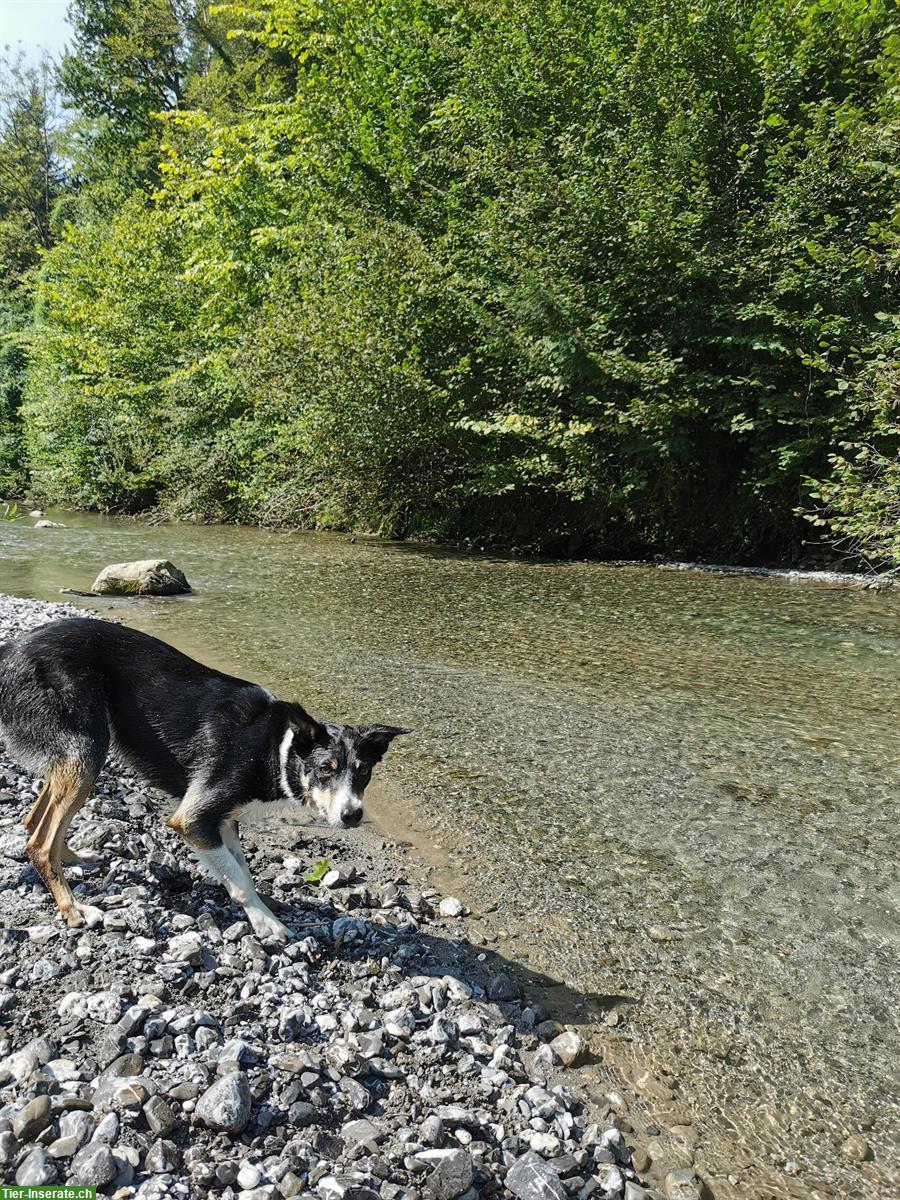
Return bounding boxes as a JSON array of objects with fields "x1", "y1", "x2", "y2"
[{"x1": 0, "y1": 55, "x2": 64, "y2": 495}]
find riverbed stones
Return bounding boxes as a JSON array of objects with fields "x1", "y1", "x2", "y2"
[
  {"x1": 195, "y1": 1072, "x2": 252, "y2": 1133},
  {"x1": 0, "y1": 594, "x2": 664, "y2": 1200},
  {"x1": 505, "y1": 1149, "x2": 568, "y2": 1200},
  {"x1": 549, "y1": 1030, "x2": 587, "y2": 1067},
  {"x1": 71, "y1": 1142, "x2": 118, "y2": 1187},
  {"x1": 840, "y1": 1134, "x2": 870, "y2": 1162},
  {"x1": 664, "y1": 1168, "x2": 703, "y2": 1200},
  {"x1": 415, "y1": 1147, "x2": 473, "y2": 1198},
  {"x1": 90, "y1": 559, "x2": 191, "y2": 596},
  {"x1": 11, "y1": 1094, "x2": 52, "y2": 1139}
]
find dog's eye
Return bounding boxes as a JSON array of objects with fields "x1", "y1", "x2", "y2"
[
  {"x1": 319, "y1": 764, "x2": 333, "y2": 777},
  {"x1": 356, "y1": 762, "x2": 370, "y2": 777}
]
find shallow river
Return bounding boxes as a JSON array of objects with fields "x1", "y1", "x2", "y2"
[{"x1": 2, "y1": 512, "x2": 898, "y2": 1197}]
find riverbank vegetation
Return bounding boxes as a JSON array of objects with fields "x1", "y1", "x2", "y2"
[{"x1": 1, "y1": 1, "x2": 898, "y2": 567}]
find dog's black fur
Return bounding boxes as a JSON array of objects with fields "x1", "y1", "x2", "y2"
[{"x1": 0, "y1": 618, "x2": 407, "y2": 938}]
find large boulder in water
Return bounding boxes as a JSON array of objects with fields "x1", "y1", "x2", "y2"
[{"x1": 90, "y1": 559, "x2": 191, "y2": 596}]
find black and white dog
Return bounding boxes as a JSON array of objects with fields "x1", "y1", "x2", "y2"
[{"x1": 0, "y1": 619, "x2": 408, "y2": 941}]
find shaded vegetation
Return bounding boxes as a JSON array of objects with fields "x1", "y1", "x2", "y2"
[{"x1": 3, "y1": 1, "x2": 899, "y2": 566}]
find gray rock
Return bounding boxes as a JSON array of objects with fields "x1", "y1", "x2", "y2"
[
  {"x1": 11, "y1": 1094, "x2": 52, "y2": 1139},
  {"x1": 91, "y1": 559, "x2": 191, "y2": 596},
  {"x1": 322, "y1": 865, "x2": 356, "y2": 888},
  {"x1": 238, "y1": 1162, "x2": 264, "y2": 1188},
  {"x1": 416, "y1": 1148, "x2": 474, "y2": 1199},
  {"x1": 278, "y1": 1171, "x2": 305, "y2": 1198},
  {"x1": 0, "y1": 1130, "x2": 17, "y2": 1166},
  {"x1": 144, "y1": 1094, "x2": 176, "y2": 1135},
  {"x1": 435, "y1": 1105, "x2": 480, "y2": 1129},
  {"x1": 47, "y1": 1135, "x2": 81, "y2": 1159},
  {"x1": 625, "y1": 1185, "x2": 652, "y2": 1200},
  {"x1": 841, "y1": 1134, "x2": 870, "y2": 1162},
  {"x1": 487, "y1": 974, "x2": 521, "y2": 1002},
  {"x1": 103, "y1": 1052, "x2": 144, "y2": 1078},
  {"x1": 420, "y1": 1115, "x2": 444, "y2": 1146},
  {"x1": 549, "y1": 1031, "x2": 586, "y2": 1067},
  {"x1": 116, "y1": 1003, "x2": 148, "y2": 1036},
  {"x1": 342, "y1": 1118, "x2": 385, "y2": 1149},
  {"x1": 71, "y1": 1142, "x2": 118, "y2": 1187},
  {"x1": 664, "y1": 1169, "x2": 702, "y2": 1200},
  {"x1": 16, "y1": 1146, "x2": 58, "y2": 1186},
  {"x1": 195, "y1": 1071, "x2": 252, "y2": 1133},
  {"x1": 600, "y1": 1166, "x2": 625, "y2": 1198},
  {"x1": 59, "y1": 1110, "x2": 95, "y2": 1147},
  {"x1": 505, "y1": 1150, "x2": 568, "y2": 1200},
  {"x1": 145, "y1": 1138, "x2": 182, "y2": 1173},
  {"x1": 317, "y1": 1175, "x2": 380, "y2": 1200},
  {"x1": 91, "y1": 1111, "x2": 120, "y2": 1144}
]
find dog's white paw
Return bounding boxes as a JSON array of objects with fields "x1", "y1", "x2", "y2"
[
  {"x1": 62, "y1": 847, "x2": 101, "y2": 867},
  {"x1": 65, "y1": 902, "x2": 104, "y2": 930},
  {"x1": 248, "y1": 910, "x2": 291, "y2": 943}
]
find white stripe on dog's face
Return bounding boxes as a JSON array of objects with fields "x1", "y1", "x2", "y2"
[{"x1": 309, "y1": 776, "x2": 363, "y2": 827}]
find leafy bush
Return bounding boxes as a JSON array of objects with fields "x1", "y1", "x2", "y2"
[{"x1": 15, "y1": 0, "x2": 900, "y2": 565}]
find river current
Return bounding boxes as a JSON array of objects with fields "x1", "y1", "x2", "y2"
[{"x1": 2, "y1": 512, "x2": 898, "y2": 1197}]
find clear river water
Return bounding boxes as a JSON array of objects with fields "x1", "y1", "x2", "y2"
[{"x1": 1, "y1": 511, "x2": 898, "y2": 1199}]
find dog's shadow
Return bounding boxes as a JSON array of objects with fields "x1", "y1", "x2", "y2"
[
  {"x1": 0, "y1": 814, "x2": 636, "y2": 1038},
  {"x1": 155, "y1": 855, "x2": 637, "y2": 1042}
]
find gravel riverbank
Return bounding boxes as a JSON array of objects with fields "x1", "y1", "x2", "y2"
[{"x1": 0, "y1": 596, "x2": 666, "y2": 1200}]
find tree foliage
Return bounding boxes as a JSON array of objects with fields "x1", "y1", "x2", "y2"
[
  {"x1": 9, "y1": 0, "x2": 900, "y2": 565},
  {"x1": 0, "y1": 56, "x2": 64, "y2": 495}
]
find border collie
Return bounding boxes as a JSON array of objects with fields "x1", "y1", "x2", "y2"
[{"x1": 0, "y1": 619, "x2": 408, "y2": 941}]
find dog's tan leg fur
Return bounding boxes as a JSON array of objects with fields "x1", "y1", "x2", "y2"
[
  {"x1": 26, "y1": 781, "x2": 93, "y2": 865},
  {"x1": 25, "y1": 759, "x2": 95, "y2": 927},
  {"x1": 23, "y1": 780, "x2": 52, "y2": 834}
]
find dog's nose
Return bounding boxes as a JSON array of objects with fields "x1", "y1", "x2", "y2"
[{"x1": 341, "y1": 808, "x2": 363, "y2": 827}]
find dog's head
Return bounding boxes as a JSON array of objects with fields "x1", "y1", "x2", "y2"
[{"x1": 281, "y1": 704, "x2": 409, "y2": 827}]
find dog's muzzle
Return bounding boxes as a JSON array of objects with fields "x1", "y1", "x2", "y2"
[{"x1": 340, "y1": 806, "x2": 363, "y2": 828}]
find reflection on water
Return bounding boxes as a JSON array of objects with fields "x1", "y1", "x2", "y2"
[{"x1": 2, "y1": 512, "x2": 898, "y2": 1196}]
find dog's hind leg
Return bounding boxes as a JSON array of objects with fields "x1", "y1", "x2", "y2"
[
  {"x1": 25, "y1": 779, "x2": 96, "y2": 867},
  {"x1": 26, "y1": 758, "x2": 103, "y2": 928},
  {"x1": 23, "y1": 779, "x2": 52, "y2": 835}
]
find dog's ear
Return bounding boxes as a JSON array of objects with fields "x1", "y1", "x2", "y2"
[
  {"x1": 285, "y1": 703, "x2": 329, "y2": 755},
  {"x1": 357, "y1": 724, "x2": 411, "y2": 761}
]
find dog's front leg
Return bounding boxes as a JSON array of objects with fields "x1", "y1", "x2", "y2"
[
  {"x1": 168, "y1": 805, "x2": 290, "y2": 943},
  {"x1": 197, "y1": 843, "x2": 291, "y2": 943}
]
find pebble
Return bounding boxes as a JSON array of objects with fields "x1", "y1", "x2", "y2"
[
  {"x1": 70, "y1": 1143, "x2": 118, "y2": 1187},
  {"x1": 195, "y1": 1071, "x2": 252, "y2": 1133},
  {"x1": 840, "y1": 1134, "x2": 870, "y2": 1162},
  {"x1": 505, "y1": 1149, "x2": 568, "y2": 1200},
  {"x1": 549, "y1": 1030, "x2": 586, "y2": 1068},
  {"x1": 414, "y1": 1147, "x2": 473, "y2": 1198},
  {"x1": 664, "y1": 1168, "x2": 703, "y2": 1200}
]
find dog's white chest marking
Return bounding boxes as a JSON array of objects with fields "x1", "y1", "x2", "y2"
[{"x1": 278, "y1": 727, "x2": 297, "y2": 801}]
